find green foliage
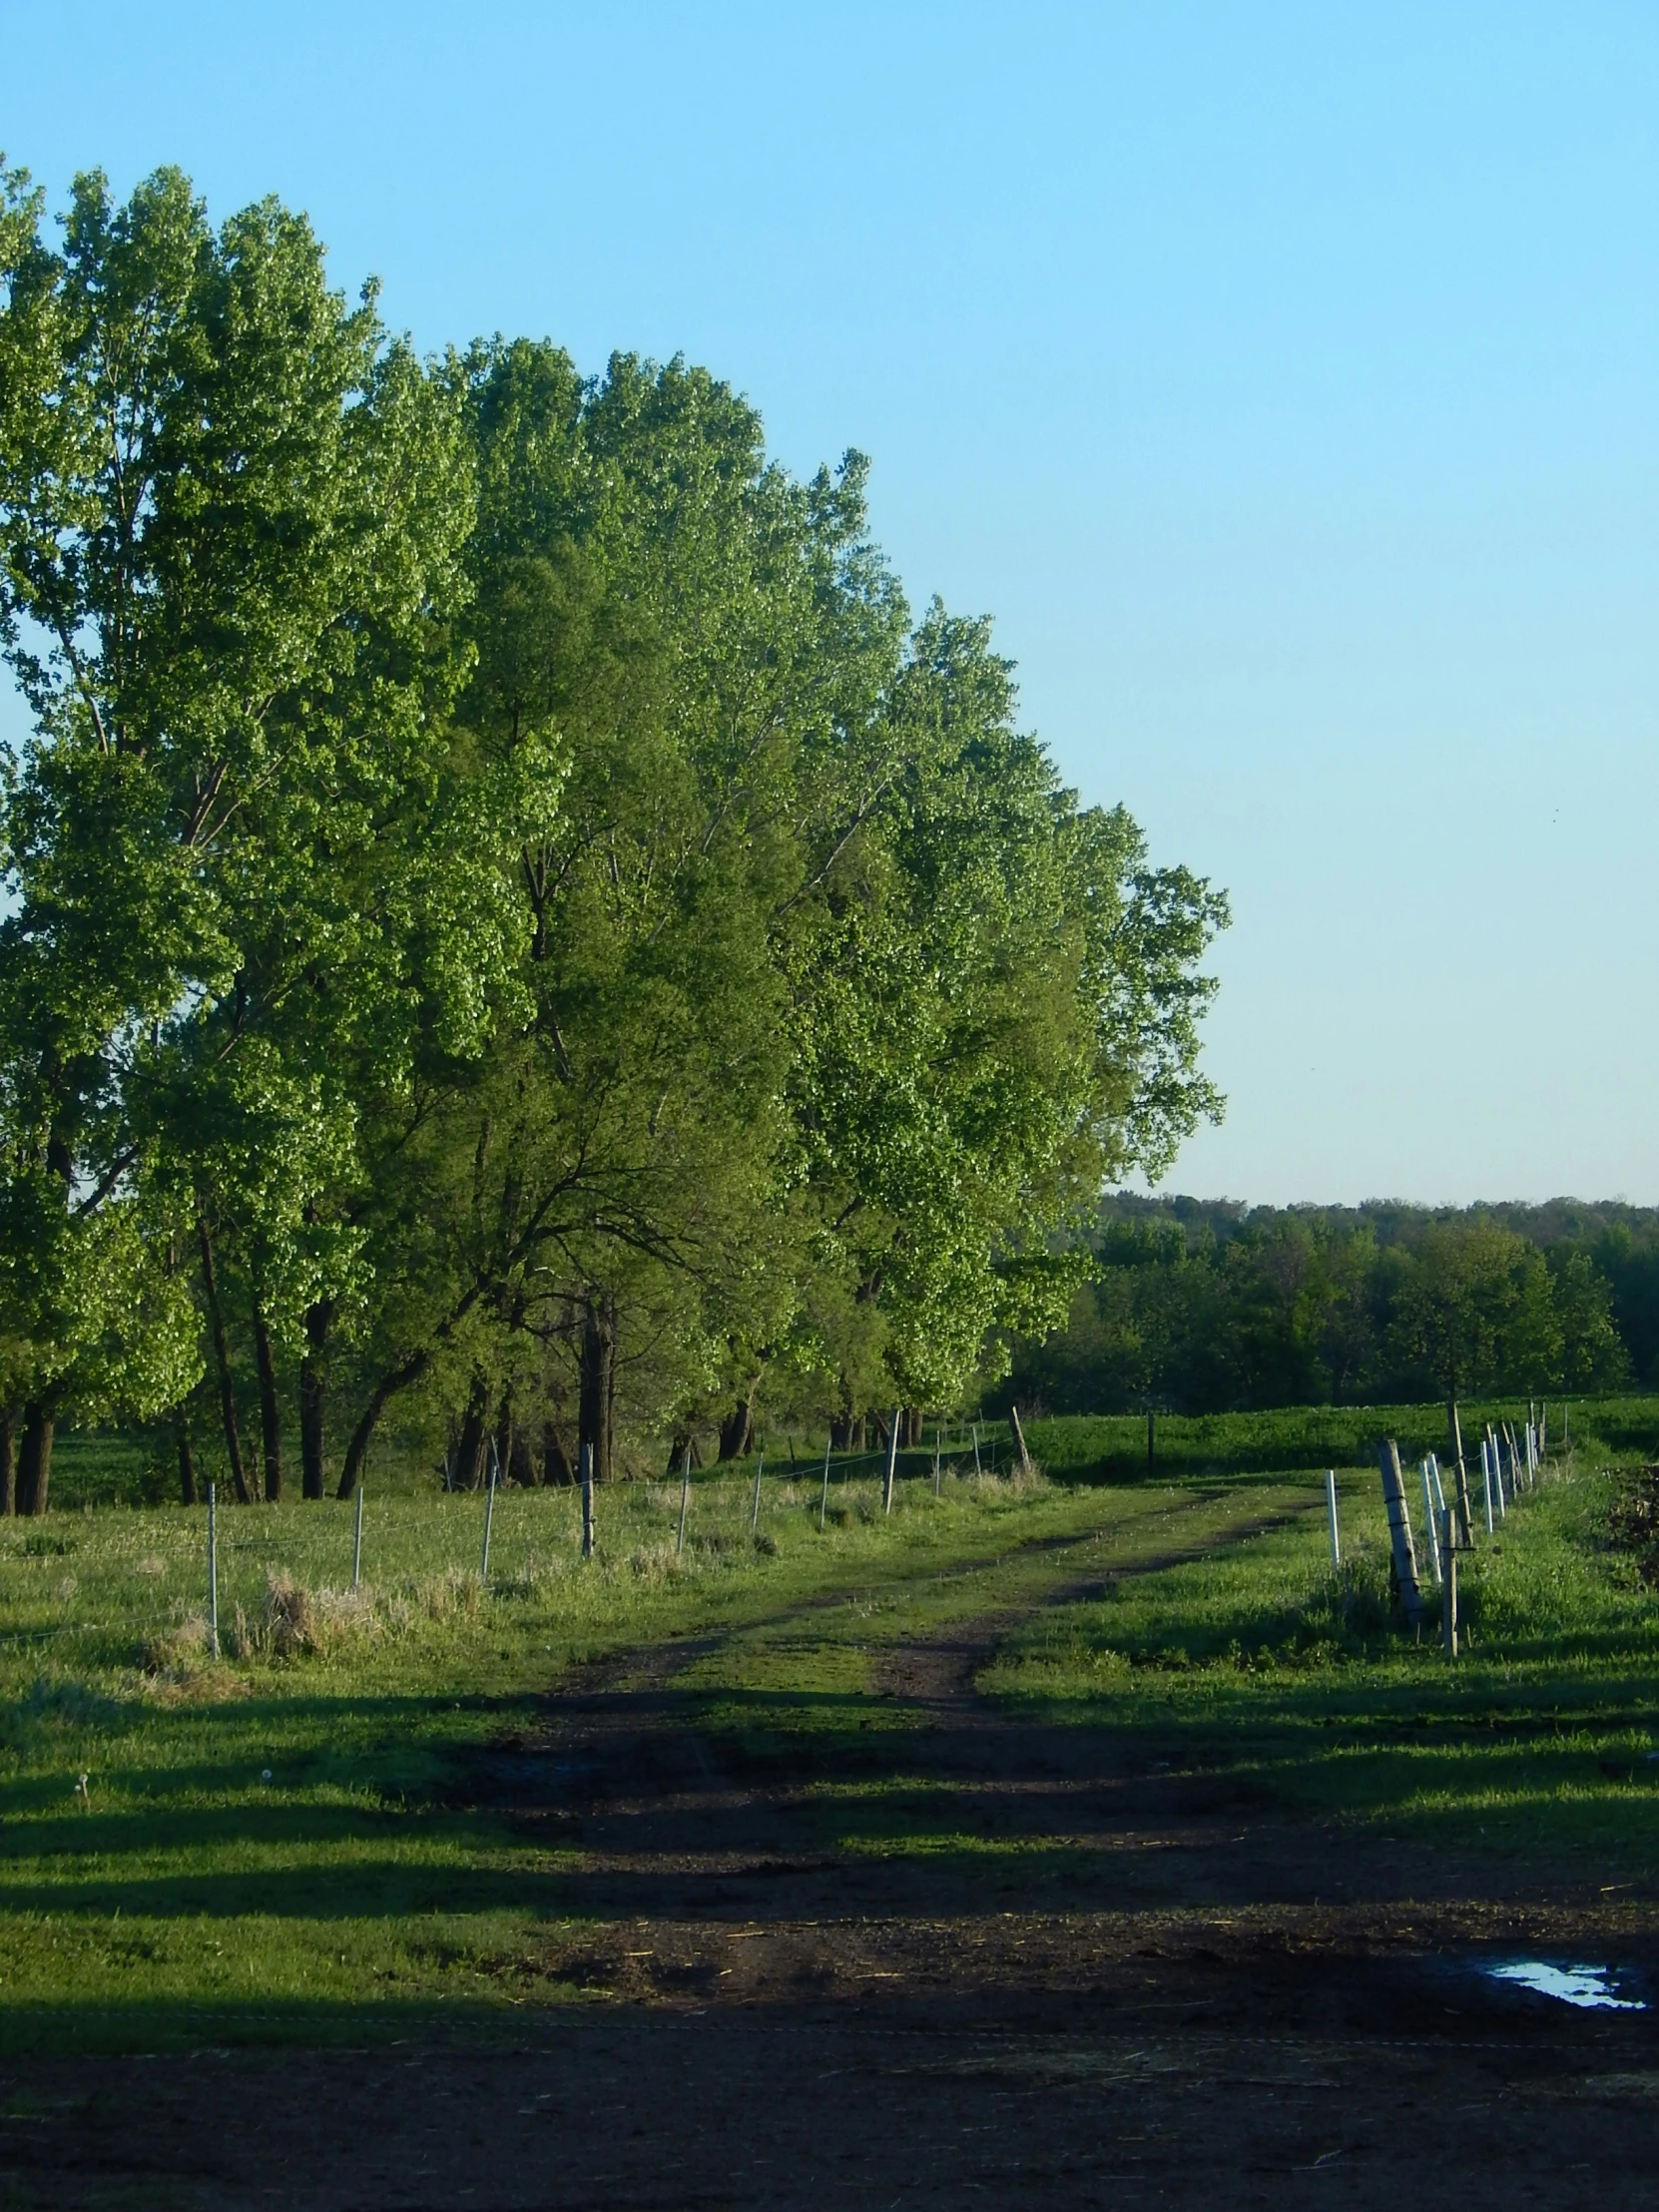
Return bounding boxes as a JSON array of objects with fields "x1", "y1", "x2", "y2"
[
  {"x1": 1007, "y1": 1198, "x2": 1636, "y2": 1415},
  {"x1": 0, "y1": 160, "x2": 1227, "y2": 1494}
]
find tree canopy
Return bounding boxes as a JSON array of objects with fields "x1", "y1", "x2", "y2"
[{"x1": 0, "y1": 162, "x2": 1228, "y2": 1507}]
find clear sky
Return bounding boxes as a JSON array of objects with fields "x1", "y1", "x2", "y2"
[{"x1": 5, "y1": 2, "x2": 1656, "y2": 1206}]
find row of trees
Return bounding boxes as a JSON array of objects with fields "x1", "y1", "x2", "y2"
[
  {"x1": 0, "y1": 164, "x2": 1227, "y2": 1509},
  {"x1": 1002, "y1": 1198, "x2": 1637, "y2": 1416}
]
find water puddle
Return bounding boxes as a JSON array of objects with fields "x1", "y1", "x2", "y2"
[{"x1": 1486, "y1": 1961, "x2": 1646, "y2": 2011}]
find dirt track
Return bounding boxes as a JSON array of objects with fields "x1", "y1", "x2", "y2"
[{"x1": 6, "y1": 1511, "x2": 1659, "y2": 2207}]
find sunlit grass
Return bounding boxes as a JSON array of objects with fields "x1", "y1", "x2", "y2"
[{"x1": 982, "y1": 1456, "x2": 1659, "y2": 1864}]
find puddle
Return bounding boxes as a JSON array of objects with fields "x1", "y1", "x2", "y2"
[{"x1": 1486, "y1": 1961, "x2": 1646, "y2": 2012}]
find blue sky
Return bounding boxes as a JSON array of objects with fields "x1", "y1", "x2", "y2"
[{"x1": 5, "y1": 2, "x2": 1656, "y2": 1204}]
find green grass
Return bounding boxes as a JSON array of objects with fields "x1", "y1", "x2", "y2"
[
  {"x1": 0, "y1": 1451, "x2": 1128, "y2": 2050},
  {"x1": 4, "y1": 1409, "x2": 1659, "y2": 2054},
  {"x1": 1027, "y1": 1391, "x2": 1659, "y2": 1480},
  {"x1": 983, "y1": 1452, "x2": 1659, "y2": 1865}
]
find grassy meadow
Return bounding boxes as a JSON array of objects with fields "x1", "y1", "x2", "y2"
[{"x1": 1, "y1": 1397, "x2": 1657, "y2": 2052}]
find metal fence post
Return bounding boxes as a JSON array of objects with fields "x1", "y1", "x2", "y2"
[
  {"x1": 480, "y1": 1438, "x2": 498, "y2": 1585},
  {"x1": 208, "y1": 1482, "x2": 220, "y2": 1660}
]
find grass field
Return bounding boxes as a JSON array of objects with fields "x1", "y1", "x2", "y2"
[{"x1": 2, "y1": 1398, "x2": 1656, "y2": 2056}]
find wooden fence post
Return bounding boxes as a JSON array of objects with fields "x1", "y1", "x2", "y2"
[
  {"x1": 1448, "y1": 1400, "x2": 1473, "y2": 1545},
  {"x1": 882, "y1": 1408, "x2": 900, "y2": 1514},
  {"x1": 1378, "y1": 1439, "x2": 1426, "y2": 1627},
  {"x1": 581, "y1": 1441, "x2": 595, "y2": 1559},
  {"x1": 1325, "y1": 1469, "x2": 1341, "y2": 1566},
  {"x1": 1011, "y1": 1404, "x2": 1033, "y2": 1477},
  {"x1": 1441, "y1": 1508, "x2": 1458, "y2": 1658},
  {"x1": 676, "y1": 1442, "x2": 692, "y2": 1555},
  {"x1": 820, "y1": 1434, "x2": 831, "y2": 1531},
  {"x1": 751, "y1": 1453, "x2": 764, "y2": 1535},
  {"x1": 971, "y1": 1422, "x2": 982, "y2": 1477},
  {"x1": 1420, "y1": 1460, "x2": 1441, "y2": 1585},
  {"x1": 352, "y1": 1482, "x2": 364, "y2": 1588}
]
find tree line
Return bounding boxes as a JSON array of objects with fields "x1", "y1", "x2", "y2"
[
  {"x1": 0, "y1": 163, "x2": 1227, "y2": 1510},
  {"x1": 1000, "y1": 1195, "x2": 1652, "y2": 1417}
]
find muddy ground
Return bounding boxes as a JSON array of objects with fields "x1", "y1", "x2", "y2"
[{"x1": 5, "y1": 1514, "x2": 1658, "y2": 2207}]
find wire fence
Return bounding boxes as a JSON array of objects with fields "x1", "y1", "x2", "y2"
[{"x1": 0, "y1": 1420, "x2": 1027, "y2": 1671}]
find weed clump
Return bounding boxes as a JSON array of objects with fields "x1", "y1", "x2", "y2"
[
  {"x1": 418, "y1": 1566, "x2": 482, "y2": 1622},
  {"x1": 139, "y1": 1614, "x2": 243, "y2": 1698},
  {"x1": 627, "y1": 1543, "x2": 681, "y2": 1583},
  {"x1": 256, "y1": 1572, "x2": 376, "y2": 1658},
  {"x1": 0, "y1": 1674, "x2": 124, "y2": 1754},
  {"x1": 1608, "y1": 1466, "x2": 1659, "y2": 1587}
]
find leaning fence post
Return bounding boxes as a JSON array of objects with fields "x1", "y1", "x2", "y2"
[
  {"x1": 581, "y1": 1441, "x2": 595, "y2": 1560},
  {"x1": 208, "y1": 1481, "x2": 220, "y2": 1660},
  {"x1": 1378, "y1": 1438, "x2": 1426, "y2": 1627},
  {"x1": 820, "y1": 1434, "x2": 831, "y2": 1531},
  {"x1": 480, "y1": 1437, "x2": 499, "y2": 1585},
  {"x1": 751, "y1": 1453, "x2": 764, "y2": 1535},
  {"x1": 971, "y1": 1422, "x2": 982, "y2": 1477},
  {"x1": 1325, "y1": 1469, "x2": 1341, "y2": 1566},
  {"x1": 676, "y1": 1442, "x2": 692, "y2": 1555},
  {"x1": 352, "y1": 1481, "x2": 365, "y2": 1588},
  {"x1": 1480, "y1": 1437, "x2": 1494, "y2": 1533},
  {"x1": 1010, "y1": 1403, "x2": 1033, "y2": 1477},
  {"x1": 882, "y1": 1408, "x2": 900, "y2": 1514},
  {"x1": 1449, "y1": 1400, "x2": 1473, "y2": 1546},
  {"x1": 1488, "y1": 1425, "x2": 1507, "y2": 1520},
  {"x1": 1420, "y1": 1460, "x2": 1442, "y2": 1585}
]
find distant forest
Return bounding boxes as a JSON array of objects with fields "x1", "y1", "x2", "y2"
[{"x1": 999, "y1": 1196, "x2": 1659, "y2": 1416}]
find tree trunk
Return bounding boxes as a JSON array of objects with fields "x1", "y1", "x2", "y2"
[
  {"x1": 300, "y1": 1300, "x2": 330, "y2": 1499},
  {"x1": 508, "y1": 1415, "x2": 537, "y2": 1488},
  {"x1": 177, "y1": 1411, "x2": 198, "y2": 1506},
  {"x1": 198, "y1": 1220, "x2": 254, "y2": 1503},
  {"x1": 253, "y1": 1306, "x2": 282, "y2": 1503},
  {"x1": 718, "y1": 1393, "x2": 754, "y2": 1462},
  {"x1": 904, "y1": 1406, "x2": 923, "y2": 1448},
  {"x1": 16, "y1": 1402, "x2": 53, "y2": 1516},
  {"x1": 491, "y1": 1387, "x2": 514, "y2": 1488},
  {"x1": 830, "y1": 1406, "x2": 868, "y2": 1451},
  {"x1": 579, "y1": 1296, "x2": 614, "y2": 1486},
  {"x1": 337, "y1": 1346, "x2": 431, "y2": 1499},
  {"x1": 452, "y1": 1374, "x2": 489, "y2": 1491},
  {"x1": 0, "y1": 1406, "x2": 14, "y2": 1515},
  {"x1": 541, "y1": 1420, "x2": 575, "y2": 1486}
]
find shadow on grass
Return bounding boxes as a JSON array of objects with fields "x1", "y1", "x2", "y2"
[{"x1": 0, "y1": 1992, "x2": 567, "y2": 2057}]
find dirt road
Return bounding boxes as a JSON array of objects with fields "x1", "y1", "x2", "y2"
[{"x1": 5, "y1": 1508, "x2": 1657, "y2": 2207}]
